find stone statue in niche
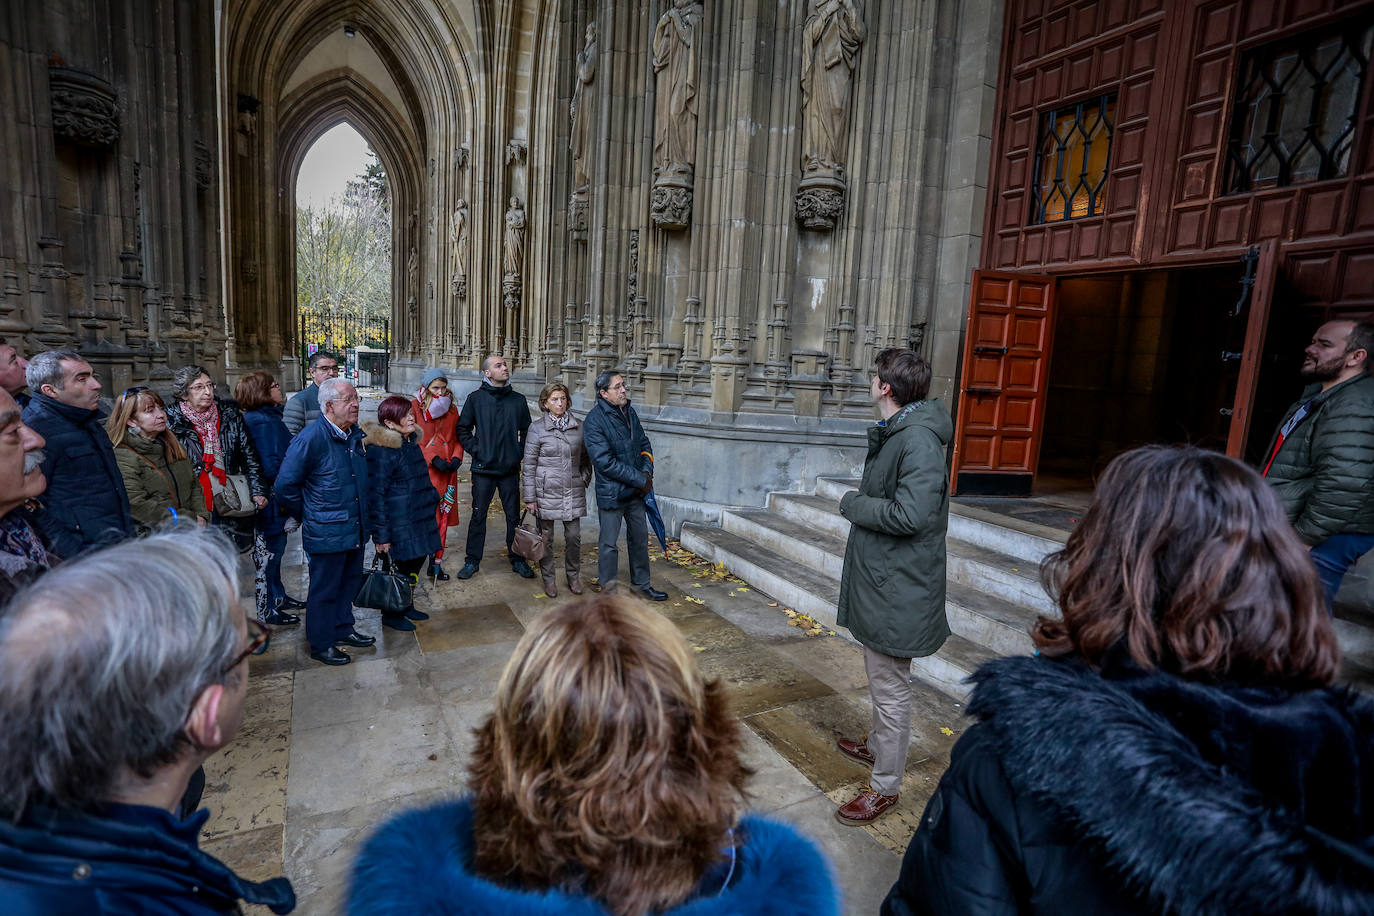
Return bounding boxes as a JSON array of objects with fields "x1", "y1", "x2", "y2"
[
  {"x1": 795, "y1": 0, "x2": 865, "y2": 231},
  {"x1": 406, "y1": 243, "x2": 418, "y2": 318},
  {"x1": 570, "y1": 22, "x2": 598, "y2": 191},
  {"x1": 651, "y1": 0, "x2": 703, "y2": 230},
  {"x1": 450, "y1": 198, "x2": 469, "y2": 299},
  {"x1": 502, "y1": 197, "x2": 526, "y2": 312}
]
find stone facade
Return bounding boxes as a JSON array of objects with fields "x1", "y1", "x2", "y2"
[{"x1": 0, "y1": 0, "x2": 227, "y2": 391}]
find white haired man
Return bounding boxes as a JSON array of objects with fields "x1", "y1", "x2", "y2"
[
  {"x1": 0, "y1": 527, "x2": 296, "y2": 913},
  {"x1": 275, "y1": 377, "x2": 374, "y2": 665}
]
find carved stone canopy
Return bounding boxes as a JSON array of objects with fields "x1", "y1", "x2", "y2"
[
  {"x1": 194, "y1": 141, "x2": 214, "y2": 189},
  {"x1": 48, "y1": 66, "x2": 120, "y2": 148},
  {"x1": 795, "y1": 173, "x2": 846, "y2": 231}
]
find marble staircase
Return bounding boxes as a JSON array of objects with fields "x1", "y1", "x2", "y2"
[{"x1": 680, "y1": 477, "x2": 1066, "y2": 701}]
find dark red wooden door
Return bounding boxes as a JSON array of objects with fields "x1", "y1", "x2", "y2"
[
  {"x1": 951, "y1": 271, "x2": 1057, "y2": 496},
  {"x1": 1225, "y1": 242, "x2": 1278, "y2": 458}
]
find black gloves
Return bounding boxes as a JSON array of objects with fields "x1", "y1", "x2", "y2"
[{"x1": 430, "y1": 455, "x2": 461, "y2": 473}]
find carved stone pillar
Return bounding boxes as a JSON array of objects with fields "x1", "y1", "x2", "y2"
[
  {"x1": 789, "y1": 348, "x2": 831, "y2": 418},
  {"x1": 643, "y1": 343, "x2": 682, "y2": 406}
]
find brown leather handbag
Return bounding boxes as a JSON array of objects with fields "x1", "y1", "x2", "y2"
[{"x1": 511, "y1": 511, "x2": 548, "y2": 564}]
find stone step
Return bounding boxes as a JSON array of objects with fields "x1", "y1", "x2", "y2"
[
  {"x1": 720, "y1": 507, "x2": 848, "y2": 579},
  {"x1": 769, "y1": 492, "x2": 851, "y2": 541},
  {"x1": 946, "y1": 538, "x2": 1057, "y2": 615},
  {"x1": 679, "y1": 522, "x2": 841, "y2": 629},
  {"x1": 910, "y1": 633, "x2": 998, "y2": 701},
  {"x1": 814, "y1": 476, "x2": 860, "y2": 502},
  {"x1": 948, "y1": 501, "x2": 1066, "y2": 564},
  {"x1": 946, "y1": 580, "x2": 1039, "y2": 656}
]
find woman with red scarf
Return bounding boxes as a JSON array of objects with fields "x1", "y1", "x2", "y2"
[
  {"x1": 165, "y1": 365, "x2": 267, "y2": 551},
  {"x1": 412, "y1": 368, "x2": 463, "y2": 580}
]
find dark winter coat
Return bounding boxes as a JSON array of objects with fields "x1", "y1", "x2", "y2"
[
  {"x1": 0, "y1": 508, "x2": 55, "y2": 606},
  {"x1": 274, "y1": 416, "x2": 369, "y2": 555},
  {"x1": 346, "y1": 797, "x2": 840, "y2": 916},
  {"x1": 583, "y1": 398, "x2": 654, "y2": 511},
  {"x1": 522, "y1": 411, "x2": 592, "y2": 521},
  {"x1": 114, "y1": 432, "x2": 210, "y2": 532},
  {"x1": 361, "y1": 420, "x2": 440, "y2": 563},
  {"x1": 836, "y1": 400, "x2": 952, "y2": 658},
  {"x1": 165, "y1": 398, "x2": 268, "y2": 500},
  {"x1": 22, "y1": 393, "x2": 133, "y2": 558},
  {"x1": 1263, "y1": 373, "x2": 1374, "y2": 544},
  {"x1": 0, "y1": 801, "x2": 295, "y2": 915},
  {"x1": 884, "y1": 653, "x2": 1374, "y2": 916},
  {"x1": 242, "y1": 405, "x2": 292, "y2": 536},
  {"x1": 456, "y1": 381, "x2": 531, "y2": 477},
  {"x1": 413, "y1": 397, "x2": 463, "y2": 495},
  {"x1": 282, "y1": 383, "x2": 320, "y2": 436}
]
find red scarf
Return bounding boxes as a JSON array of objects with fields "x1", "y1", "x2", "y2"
[{"x1": 181, "y1": 400, "x2": 222, "y2": 511}]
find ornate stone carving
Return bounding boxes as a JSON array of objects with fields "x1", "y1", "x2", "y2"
[
  {"x1": 241, "y1": 257, "x2": 258, "y2": 284},
  {"x1": 571, "y1": 22, "x2": 598, "y2": 191},
  {"x1": 454, "y1": 146, "x2": 469, "y2": 170},
  {"x1": 502, "y1": 197, "x2": 525, "y2": 312},
  {"x1": 48, "y1": 67, "x2": 120, "y2": 148},
  {"x1": 795, "y1": 0, "x2": 865, "y2": 230},
  {"x1": 450, "y1": 198, "x2": 469, "y2": 299},
  {"x1": 651, "y1": 0, "x2": 703, "y2": 230},
  {"x1": 627, "y1": 230, "x2": 639, "y2": 310},
  {"x1": 650, "y1": 184, "x2": 693, "y2": 231},
  {"x1": 568, "y1": 194, "x2": 588, "y2": 236},
  {"x1": 406, "y1": 243, "x2": 418, "y2": 318},
  {"x1": 505, "y1": 139, "x2": 527, "y2": 165},
  {"x1": 193, "y1": 141, "x2": 213, "y2": 190}
]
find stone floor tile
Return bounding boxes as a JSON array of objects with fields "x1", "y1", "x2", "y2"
[
  {"x1": 286, "y1": 704, "x2": 464, "y2": 820},
  {"x1": 291, "y1": 653, "x2": 433, "y2": 732},
  {"x1": 425, "y1": 638, "x2": 521, "y2": 707},
  {"x1": 672, "y1": 610, "x2": 757, "y2": 654},
  {"x1": 745, "y1": 693, "x2": 874, "y2": 793},
  {"x1": 772, "y1": 634, "x2": 873, "y2": 694},
  {"x1": 201, "y1": 673, "x2": 293, "y2": 840},
  {"x1": 696, "y1": 644, "x2": 835, "y2": 717},
  {"x1": 738, "y1": 725, "x2": 825, "y2": 812},
  {"x1": 201, "y1": 823, "x2": 287, "y2": 916},
  {"x1": 414, "y1": 601, "x2": 525, "y2": 653},
  {"x1": 769, "y1": 794, "x2": 902, "y2": 916}
]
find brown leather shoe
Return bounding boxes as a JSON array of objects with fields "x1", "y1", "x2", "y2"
[
  {"x1": 836, "y1": 738, "x2": 876, "y2": 766},
  {"x1": 566, "y1": 576, "x2": 584, "y2": 595},
  {"x1": 835, "y1": 787, "x2": 899, "y2": 825},
  {"x1": 542, "y1": 576, "x2": 557, "y2": 598}
]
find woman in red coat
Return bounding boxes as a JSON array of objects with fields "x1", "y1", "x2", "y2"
[{"x1": 412, "y1": 368, "x2": 463, "y2": 580}]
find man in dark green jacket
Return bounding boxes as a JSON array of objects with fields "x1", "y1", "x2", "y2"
[
  {"x1": 834, "y1": 348, "x2": 952, "y2": 826},
  {"x1": 1262, "y1": 318, "x2": 1374, "y2": 603}
]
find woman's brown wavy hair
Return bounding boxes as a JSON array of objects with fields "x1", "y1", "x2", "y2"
[
  {"x1": 1035, "y1": 445, "x2": 1339, "y2": 686},
  {"x1": 469, "y1": 594, "x2": 750, "y2": 915}
]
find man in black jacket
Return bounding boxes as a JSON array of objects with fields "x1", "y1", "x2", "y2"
[
  {"x1": 582, "y1": 370, "x2": 667, "y2": 601},
  {"x1": 21, "y1": 350, "x2": 133, "y2": 558},
  {"x1": 455, "y1": 355, "x2": 533, "y2": 579}
]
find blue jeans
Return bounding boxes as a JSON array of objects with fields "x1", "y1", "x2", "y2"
[{"x1": 1310, "y1": 533, "x2": 1374, "y2": 606}]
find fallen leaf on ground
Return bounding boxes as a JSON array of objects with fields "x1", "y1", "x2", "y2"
[
  {"x1": 534, "y1": 593, "x2": 548, "y2": 599},
  {"x1": 939, "y1": 727, "x2": 954, "y2": 736}
]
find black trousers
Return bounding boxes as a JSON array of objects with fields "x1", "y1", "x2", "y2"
[
  {"x1": 465, "y1": 472, "x2": 520, "y2": 566},
  {"x1": 305, "y1": 547, "x2": 364, "y2": 652}
]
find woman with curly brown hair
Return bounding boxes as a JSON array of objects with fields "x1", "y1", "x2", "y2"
[
  {"x1": 348, "y1": 594, "x2": 840, "y2": 916},
  {"x1": 884, "y1": 445, "x2": 1373, "y2": 915}
]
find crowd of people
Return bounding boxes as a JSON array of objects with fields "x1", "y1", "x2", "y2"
[{"x1": 0, "y1": 322, "x2": 1370, "y2": 913}]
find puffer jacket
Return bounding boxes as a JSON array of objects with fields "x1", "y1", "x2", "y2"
[
  {"x1": 166, "y1": 399, "x2": 267, "y2": 500},
  {"x1": 274, "y1": 416, "x2": 369, "y2": 555},
  {"x1": 1262, "y1": 373, "x2": 1374, "y2": 544},
  {"x1": 836, "y1": 399, "x2": 952, "y2": 659},
  {"x1": 413, "y1": 397, "x2": 463, "y2": 495},
  {"x1": 456, "y1": 381, "x2": 531, "y2": 477},
  {"x1": 114, "y1": 432, "x2": 210, "y2": 532},
  {"x1": 521, "y1": 411, "x2": 593, "y2": 521},
  {"x1": 242, "y1": 405, "x2": 292, "y2": 536},
  {"x1": 582, "y1": 398, "x2": 654, "y2": 511},
  {"x1": 362, "y1": 420, "x2": 440, "y2": 563},
  {"x1": 884, "y1": 653, "x2": 1374, "y2": 915},
  {"x1": 22, "y1": 393, "x2": 134, "y2": 558},
  {"x1": 283, "y1": 383, "x2": 320, "y2": 436}
]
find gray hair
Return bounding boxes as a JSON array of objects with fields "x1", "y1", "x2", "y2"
[
  {"x1": 0, "y1": 526, "x2": 243, "y2": 816},
  {"x1": 594, "y1": 369, "x2": 622, "y2": 394},
  {"x1": 318, "y1": 376, "x2": 351, "y2": 408},
  {"x1": 172, "y1": 364, "x2": 213, "y2": 402},
  {"x1": 25, "y1": 350, "x2": 84, "y2": 393}
]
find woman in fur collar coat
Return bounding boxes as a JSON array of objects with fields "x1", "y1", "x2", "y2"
[
  {"x1": 362, "y1": 395, "x2": 440, "y2": 631},
  {"x1": 348, "y1": 594, "x2": 840, "y2": 916},
  {"x1": 885, "y1": 446, "x2": 1374, "y2": 916}
]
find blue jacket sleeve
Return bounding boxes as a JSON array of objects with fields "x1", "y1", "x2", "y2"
[{"x1": 274, "y1": 433, "x2": 309, "y2": 520}]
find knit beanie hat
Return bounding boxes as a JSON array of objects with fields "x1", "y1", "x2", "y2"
[{"x1": 420, "y1": 368, "x2": 448, "y2": 389}]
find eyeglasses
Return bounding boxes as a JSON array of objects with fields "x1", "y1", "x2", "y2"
[
  {"x1": 122, "y1": 386, "x2": 149, "y2": 398},
  {"x1": 314, "y1": 364, "x2": 340, "y2": 375},
  {"x1": 222, "y1": 618, "x2": 271, "y2": 674},
  {"x1": 188, "y1": 382, "x2": 215, "y2": 393}
]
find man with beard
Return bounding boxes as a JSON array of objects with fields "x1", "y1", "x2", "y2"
[
  {"x1": 1261, "y1": 318, "x2": 1374, "y2": 603},
  {"x1": 0, "y1": 386, "x2": 53, "y2": 603}
]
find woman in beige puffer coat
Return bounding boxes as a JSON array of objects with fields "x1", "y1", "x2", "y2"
[{"x1": 521, "y1": 382, "x2": 593, "y2": 596}]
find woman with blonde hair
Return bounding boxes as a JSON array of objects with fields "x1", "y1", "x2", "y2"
[
  {"x1": 521, "y1": 380, "x2": 592, "y2": 596},
  {"x1": 107, "y1": 387, "x2": 209, "y2": 532},
  {"x1": 348, "y1": 594, "x2": 839, "y2": 916}
]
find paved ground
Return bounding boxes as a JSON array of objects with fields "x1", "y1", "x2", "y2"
[{"x1": 201, "y1": 471, "x2": 967, "y2": 915}]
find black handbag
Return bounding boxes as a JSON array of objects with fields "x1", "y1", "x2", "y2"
[{"x1": 354, "y1": 554, "x2": 412, "y2": 614}]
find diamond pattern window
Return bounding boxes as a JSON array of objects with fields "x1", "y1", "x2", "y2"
[
  {"x1": 1031, "y1": 94, "x2": 1116, "y2": 223},
  {"x1": 1226, "y1": 22, "x2": 1373, "y2": 193}
]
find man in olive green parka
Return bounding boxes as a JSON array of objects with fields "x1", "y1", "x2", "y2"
[{"x1": 834, "y1": 348, "x2": 951, "y2": 827}]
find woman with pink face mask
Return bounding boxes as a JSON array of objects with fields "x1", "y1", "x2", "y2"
[{"x1": 412, "y1": 369, "x2": 464, "y2": 581}]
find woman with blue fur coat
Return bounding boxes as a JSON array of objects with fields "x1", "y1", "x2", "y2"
[
  {"x1": 347, "y1": 593, "x2": 840, "y2": 916},
  {"x1": 361, "y1": 394, "x2": 440, "y2": 632},
  {"x1": 884, "y1": 445, "x2": 1374, "y2": 916}
]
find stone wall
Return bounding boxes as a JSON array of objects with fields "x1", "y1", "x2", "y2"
[{"x1": 0, "y1": 0, "x2": 227, "y2": 390}]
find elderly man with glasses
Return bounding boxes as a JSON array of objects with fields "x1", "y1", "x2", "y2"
[
  {"x1": 275, "y1": 377, "x2": 375, "y2": 666},
  {"x1": 0, "y1": 527, "x2": 295, "y2": 914},
  {"x1": 21, "y1": 350, "x2": 133, "y2": 558},
  {"x1": 284, "y1": 350, "x2": 341, "y2": 436}
]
